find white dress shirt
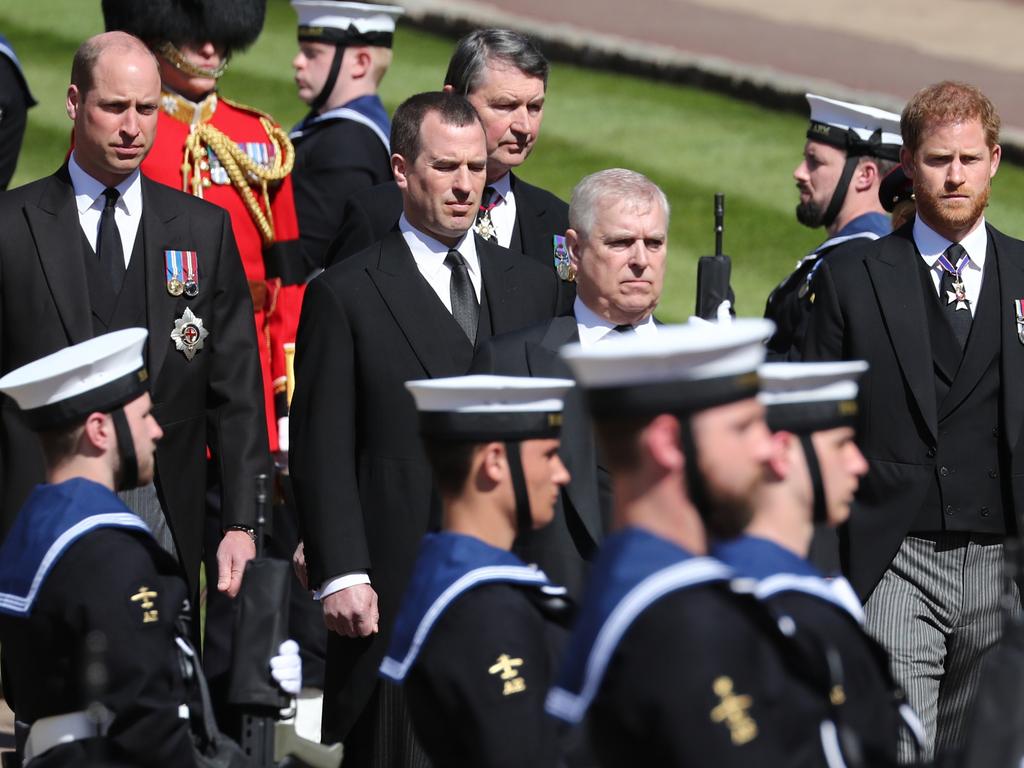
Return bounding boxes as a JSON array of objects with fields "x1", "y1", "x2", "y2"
[
  {"x1": 68, "y1": 153, "x2": 143, "y2": 267},
  {"x1": 915, "y1": 215, "x2": 988, "y2": 317},
  {"x1": 317, "y1": 217, "x2": 483, "y2": 600},
  {"x1": 480, "y1": 172, "x2": 517, "y2": 250},
  {"x1": 574, "y1": 296, "x2": 659, "y2": 347}
]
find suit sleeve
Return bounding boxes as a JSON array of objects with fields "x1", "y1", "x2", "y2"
[
  {"x1": 207, "y1": 207, "x2": 272, "y2": 529},
  {"x1": 289, "y1": 276, "x2": 370, "y2": 585},
  {"x1": 800, "y1": 260, "x2": 846, "y2": 362},
  {"x1": 324, "y1": 194, "x2": 378, "y2": 270}
]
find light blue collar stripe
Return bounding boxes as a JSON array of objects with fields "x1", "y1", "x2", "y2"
[
  {"x1": 291, "y1": 107, "x2": 390, "y2": 150},
  {"x1": 753, "y1": 573, "x2": 864, "y2": 623},
  {"x1": 380, "y1": 564, "x2": 554, "y2": 681},
  {"x1": 545, "y1": 557, "x2": 730, "y2": 723},
  {"x1": 0, "y1": 513, "x2": 149, "y2": 615}
]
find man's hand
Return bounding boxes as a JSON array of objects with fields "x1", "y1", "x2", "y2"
[
  {"x1": 293, "y1": 540, "x2": 309, "y2": 591},
  {"x1": 323, "y1": 584, "x2": 379, "y2": 638},
  {"x1": 216, "y1": 530, "x2": 257, "y2": 597}
]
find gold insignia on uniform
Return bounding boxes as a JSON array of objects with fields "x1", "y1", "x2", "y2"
[
  {"x1": 710, "y1": 676, "x2": 758, "y2": 745},
  {"x1": 488, "y1": 653, "x2": 526, "y2": 695},
  {"x1": 547, "y1": 413, "x2": 563, "y2": 428},
  {"x1": 130, "y1": 586, "x2": 159, "y2": 624},
  {"x1": 829, "y1": 685, "x2": 846, "y2": 706}
]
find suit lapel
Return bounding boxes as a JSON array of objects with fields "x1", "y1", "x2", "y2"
[
  {"x1": 27, "y1": 169, "x2": 92, "y2": 344},
  {"x1": 510, "y1": 174, "x2": 549, "y2": 262},
  {"x1": 367, "y1": 232, "x2": 468, "y2": 378},
  {"x1": 141, "y1": 180, "x2": 186, "y2": 384},
  {"x1": 865, "y1": 230, "x2": 938, "y2": 441},
  {"x1": 478, "y1": 236, "x2": 517, "y2": 333},
  {"x1": 993, "y1": 226, "x2": 1024, "y2": 451}
]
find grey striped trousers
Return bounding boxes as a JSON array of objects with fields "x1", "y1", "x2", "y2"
[{"x1": 864, "y1": 533, "x2": 1020, "y2": 763}]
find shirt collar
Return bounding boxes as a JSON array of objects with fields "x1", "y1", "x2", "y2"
[
  {"x1": 914, "y1": 214, "x2": 988, "y2": 271},
  {"x1": 399, "y1": 213, "x2": 479, "y2": 275},
  {"x1": 489, "y1": 171, "x2": 512, "y2": 203},
  {"x1": 68, "y1": 153, "x2": 142, "y2": 217},
  {"x1": 573, "y1": 296, "x2": 657, "y2": 346}
]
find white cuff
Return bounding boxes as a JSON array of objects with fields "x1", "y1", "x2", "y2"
[{"x1": 314, "y1": 571, "x2": 371, "y2": 600}]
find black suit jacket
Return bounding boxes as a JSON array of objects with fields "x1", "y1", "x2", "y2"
[
  {"x1": 471, "y1": 314, "x2": 607, "y2": 598},
  {"x1": 802, "y1": 222, "x2": 1024, "y2": 598},
  {"x1": 323, "y1": 173, "x2": 570, "y2": 273},
  {"x1": 0, "y1": 168, "x2": 270, "y2": 593},
  {"x1": 289, "y1": 230, "x2": 560, "y2": 741}
]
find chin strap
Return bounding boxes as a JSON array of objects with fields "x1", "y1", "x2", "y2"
[
  {"x1": 110, "y1": 408, "x2": 138, "y2": 491},
  {"x1": 157, "y1": 42, "x2": 228, "y2": 79},
  {"x1": 308, "y1": 44, "x2": 346, "y2": 114},
  {"x1": 504, "y1": 441, "x2": 533, "y2": 534},
  {"x1": 820, "y1": 155, "x2": 859, "y2": 230},
  {"x1": 799, "y1": 434, "x2": 828, "y2": 524},
  {"x1": 678, "y1": 418, "x2": 713, "y2": 524}
]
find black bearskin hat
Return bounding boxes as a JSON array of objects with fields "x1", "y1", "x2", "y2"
[{"x1": 102, "y1": 0, "x2": 266, "y2": 54}]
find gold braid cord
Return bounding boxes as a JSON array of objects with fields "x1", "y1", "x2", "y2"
[{"x1": 182, "y1": 117, "x2": 295, "y2": 245}]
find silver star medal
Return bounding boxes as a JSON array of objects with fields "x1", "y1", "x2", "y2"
[
  {"x1": 946, "y1": 279, "x2": 970, "y2": 312},
  {"x1": 171, "y1": 307, "x2": 209, "y2": 361},
  {"x1": 475, "y1": 215, "x2": 496, "y2": 242}
]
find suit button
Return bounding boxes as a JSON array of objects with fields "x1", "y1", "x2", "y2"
[
  {"x1": 926, "y1": 448, "x2": 936, "y2": 458},
  {"x1": 981, "y1": 507, "x2": 991, "y2": 517},
  {"x1": 946, "y1": 505, "x2": 955, "y2": 516},
  {"x1": 993, "y1": 427, "x2": 1000, "y2": 438},
  {"x1": 989, "y1": 469, "x2": 998, "y2": 479},
  {"x1": 940, "y1": 466, "x2": 950, "y2": 477}
]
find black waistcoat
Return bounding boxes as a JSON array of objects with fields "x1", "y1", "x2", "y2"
[
  {"x1": 912, "y1": 247, "x2": 1010, "y2": 533},
  {"x1": 80, "y1": 224, "x2": 147, "y2": 336}
]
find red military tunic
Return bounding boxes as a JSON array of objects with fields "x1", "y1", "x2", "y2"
[{"x1": 143, "y1": 90, "x2": 304, "y2": 451}]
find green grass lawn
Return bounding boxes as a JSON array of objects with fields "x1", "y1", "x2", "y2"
[{"x1": 6, "y1": 0, "x2": 1024, "y2": 320}]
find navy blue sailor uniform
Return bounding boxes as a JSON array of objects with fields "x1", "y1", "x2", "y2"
[
  {"x1": 290, "y1": 94, "x2": 393, "y2": 275},
  {"x1": 0, "y1": 479, "x2": 211, "y2": 767},
  {"x1": 765, "y1": 212, "x2": 890, "y2": 360},
  {"x1": 379, "y1": 532, "x2": 570, "y2": 768},
  {"x1": 546, "y1": 526, "x2": 841, "y2": 768},
  {"x1": 714, "y1": 534, "x2": 924, "y2": 766}
]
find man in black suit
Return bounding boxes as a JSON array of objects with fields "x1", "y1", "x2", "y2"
[
  {"x1": 289, "y1": 91, "x2": 560, "y2": 764},
  {"x1": 323, "y1": 28, "x2": 570, "y2": 283},
  {"x1": 0, "y1": 32, "x2": 268, "y2": 602},
  {"x1": 471, "y1": 168, "x2": 668, "y2": 597},
  {"x1": 803, "y1": 81, "x2": 1024, "y2": 762}
]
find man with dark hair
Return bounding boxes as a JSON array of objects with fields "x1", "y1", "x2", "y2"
[
  {"x1": 765, "y1": 94, "x2": 901, "y2": 359},
  {"x1": 713, "y1": 360, "x2": 926, "y2": 765},
  {"x1": 290, "y1": 90, "x2": 560, "y2": 766},
  {"x1": 803, "y1": 80, "x2": 1024, "y2": 761},
  {"x1": 547, "y1": 320, "x2": 848, "y2": 766},
  {"x1": 380, "y1": 374, "x2": 572, "y2": 767},
  {"x1": 323, "y1": 28, "x2": 569, "y2": 286},
  {"x1": 472, "y1": 168, "x2": 668, "y2": 598},
  {"x1": 289, "y1": 1, "x2": 403, "y2": 273},
  {"x1": 0, "y1": 34, "x2": 35, "y2": 190},
  {"x1": 0, "y1": 31, "x2": 267, "y2": 605}
]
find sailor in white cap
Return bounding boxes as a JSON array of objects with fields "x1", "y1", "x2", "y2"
[
  {"x1": 545, "y1": 319, "x2": 849, "y2": 766},
  {"x1": 380, "y1": 374, "x2": 573, "y2": 768},
  {"x1": 289, "y1": 0, "x2": 404, "y2": 270},
  {"x1": 765, "y1": 94, "x2": 902, "y2": 359},
  {"x1": 0, "y1": 329, "x2": 301, "y2": 767},
  {"x1": 713, "y1": 360, "x2": 927, "y2": 765}
]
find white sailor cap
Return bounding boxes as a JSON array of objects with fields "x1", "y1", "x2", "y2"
[
  {"x1": 292, "y1": 1, "x2": 404, "y2": 47},
  {"x1": 806, "y1": 93, "x2": 902, "y2": 161},
  {"x1": 560, "y1": 318, "x2": 774, "y2": 419},
  {"x1": 758, "y1": 360, "x2": 868, "y2": 434},
  {"x1": 406, "y1": 374, "x2": 574, "y2": 441},
  {"x1": 0, "y1": 328, "x2": 149, "y2": 431}
]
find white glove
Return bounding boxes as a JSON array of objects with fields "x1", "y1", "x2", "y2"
[
  {"x1": 277, "y1": 416, "x2": 290, "y2": 453},
  {"x1": 270, "y1": 639, "x2": 302, "y2": 696},
  {"x1": 715, "y1": 299, "x2": 733, "y2": 324}
]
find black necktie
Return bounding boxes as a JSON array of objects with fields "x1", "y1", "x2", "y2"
[
  {"x1": 445, "y1": 249, "x2": 479, "y2": 344},
  {"x1": 475, "y1": 186, "x2": 498, "y2": 243},
  {"x1": 98, "y1": 188, "x2": 126, "y2": 292},
  {"x1": 939, "y1": 243, "x2": 972, "y2": 349}
]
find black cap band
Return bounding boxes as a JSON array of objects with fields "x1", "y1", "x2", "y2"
[
  {"x1": 21, "y1": 368, "x2": 150, "y2": 431},
  {"x1": 418, "y1": 411, "x2": 563, "y2": 442},
  {"x1": 807, "y1": 122, "x2": 901, "y2": 162},
  {"x1": 298, "y1": 25, "x2": 393, "y2": 47},
  {"x1": 765, "y1": 398, "x2": 858, "y2": 435},
  {"x1": 585, "y1": 372, "x2": 759, "y2": 421}
]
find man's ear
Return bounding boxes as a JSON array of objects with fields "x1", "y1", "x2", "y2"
[
  {"x1": 442, "y1": 83, "x2": 454, "y2": 94},
  {"x1": 81, "y1": 411, "x2": 114, "y2": 453},
  {"x1": 478, "y1": 442, "x2": 507, "y2": 486},
  {"x1": 900, "y1": 146, "x2": 914, "y2": 180},
  {"x1": 392, "y1": 153, "x2": 408, "y2": 188},
  {"x1": 66, "y1": 84, "x2": 80, "y2": 121},
  {"x1": 853, "y1": 159, "x2": 878, "y2": 193},
  {"x1": 566, "y1": 229, "x2": 581, "y2": 269},
  {"x1": 767, "y1": 430, "x2": 794, "y2": 480},
  {"x1": 642, "y1": 413, "x2": 684, "y2": 473}
]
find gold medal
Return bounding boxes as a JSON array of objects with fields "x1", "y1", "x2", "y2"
[{"x1": 167, "y1": 278, "x2": 184, "y2": 297}]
